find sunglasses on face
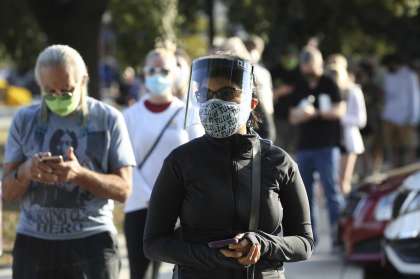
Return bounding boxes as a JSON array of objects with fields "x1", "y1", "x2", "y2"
[
  {"x1": 144, "y1": 66, "x2": 170, "y2": 76},
  {"x1": 195, "y1": 86, "x2": 242, "y2": 103},
  {"x1": 43, "y1": 88, "x2": 75, "y2": 101}
]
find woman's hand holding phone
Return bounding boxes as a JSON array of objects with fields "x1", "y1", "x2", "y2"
[
  {"x1": 208, "y1": 238, "x2": 239, "y2": 249},
  {"x1": 218, "y1": 233, "x2": 261, "y2": 266}
]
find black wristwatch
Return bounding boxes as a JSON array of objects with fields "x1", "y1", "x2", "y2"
[{"x1": 12, "y1": 168, "x2": 22, "y2": 183}]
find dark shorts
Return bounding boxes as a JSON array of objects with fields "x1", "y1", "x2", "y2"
[{"x1": 12, "y1": 231, "x2": 120, "y2": 279}]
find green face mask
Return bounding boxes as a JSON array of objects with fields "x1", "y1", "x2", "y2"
[{"x1": 44, "y1": 89, "x2": 81, "y2": 117}]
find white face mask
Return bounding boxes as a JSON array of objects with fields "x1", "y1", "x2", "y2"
[
  {"x1": 145, "y1": 75, "x2": 172, "y2": 96},
  {"x1": 199, "y1": 99, "x2": 241, "y2": 138}
]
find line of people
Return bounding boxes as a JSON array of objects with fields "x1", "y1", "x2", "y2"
[
  {"x1": 6, "y1": 33, "x2": 417, "y2": 279},
  {"x1": 2, "y1": 41, "x2": 315, "y2": 279}
]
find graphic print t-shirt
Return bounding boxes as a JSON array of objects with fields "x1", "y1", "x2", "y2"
[{"x1": 4, "y1": 97, "x2": 136, "y2": 240}]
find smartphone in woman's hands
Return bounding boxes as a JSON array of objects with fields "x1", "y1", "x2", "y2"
[{"x1": 208, "y1": 238, "x2": 239, "y2": 249}]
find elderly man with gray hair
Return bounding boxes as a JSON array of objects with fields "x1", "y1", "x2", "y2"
[{"x1": 1, "y1": 45, "x2": 136, "y2": 279}]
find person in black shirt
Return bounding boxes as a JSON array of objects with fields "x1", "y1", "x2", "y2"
[
  {"x1": 289, "y1": 46, "x2": 345, "y2": 245},
  {"x1": 144, "y1": 55, "x2": 313, "y2": 279}
]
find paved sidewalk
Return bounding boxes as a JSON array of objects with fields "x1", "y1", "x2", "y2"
[
  {"x1": 0, "y1": 202, "x2": 363, "y2": 279},
  {"x1": 283, "y1": 198, "x2": 363, "y2": 279},
  {"x1": 121, "y1": 201, "x2": 365, "y2": 279}
]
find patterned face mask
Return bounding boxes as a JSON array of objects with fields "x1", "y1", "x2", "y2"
[{"x1": 199, "y1": 99, "x2": 240, "y2": 138}]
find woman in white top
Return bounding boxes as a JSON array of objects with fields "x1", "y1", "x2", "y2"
[
  {"x1": 327, "y1": 55, "x2": 367, "y2": 195},
  {"x1": 123, "y1": 48, "x2": 203, "y2": 279}
]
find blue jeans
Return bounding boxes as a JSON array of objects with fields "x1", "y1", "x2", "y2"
[{"x1": 297, "y1": 147, "x2": 343, "y2": 243}]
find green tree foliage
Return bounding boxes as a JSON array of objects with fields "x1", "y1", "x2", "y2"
[
  {"x1": 226, "y1": 0, "x2": 420, "y2": 64},
  {"x1": 1, "y1": 0, "x2": 419, "y2": 82},
  {"x1": 27, "y1": 0, "x2": 109, "y2": 99},
  {"x1": 178, "y1": 0, "x2": 205, "y2": 31},
  {"x1": 177, "y1": 0, "x2": 210, "y2": 58},
  {"x1": 109, "y1": 0, "x2": 178, "y2": 67},
  {"x1": 0, "y1": 0, "x2": 45, "y2": 72}
]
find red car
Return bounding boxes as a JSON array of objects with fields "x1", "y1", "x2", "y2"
[{"x1": 339, "y1": 163, "x2": 420, "y2": 268}]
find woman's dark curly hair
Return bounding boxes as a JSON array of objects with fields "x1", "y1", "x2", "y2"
[{"x1": 247, "y1": 75, "x2": 262, "y2": 130}]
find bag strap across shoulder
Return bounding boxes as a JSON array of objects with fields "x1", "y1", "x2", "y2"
[
  {"x1": 249, "y1": 138, "x2": 261, "y2": 231},
  {"x1": 137, "y1": 107, "x2": 182, "y2": 170}
]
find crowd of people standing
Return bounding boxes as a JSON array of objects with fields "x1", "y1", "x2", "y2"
[{"x1": 2, "y1": 33, "x2": 420, "y2": 279}]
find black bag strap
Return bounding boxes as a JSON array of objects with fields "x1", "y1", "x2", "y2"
[
  {"x1": 137, "y1": 107, "x2": 182, "y2": 170},
  {"x1": 247, "y1": 138, "x2": 262, "y2": 279},
  {"x1": 249, "y1": 138, "x2": 261, "y2": 231}
]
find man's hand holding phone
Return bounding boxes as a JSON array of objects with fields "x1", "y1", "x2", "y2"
[
  {"x1": 47, "y1": 147, "x2": 82, "y2": 184},
  {"x1": 40, "y1": 155, "x2": 63, "y2": 164},
  {"x1": 24, "y1": 147, "x2": 82, "y2": 185},
  {"x1": 20, "y1": 152, "x2": 62, "y2": 184}
]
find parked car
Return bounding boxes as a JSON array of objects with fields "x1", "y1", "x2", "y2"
[
  {"x1": 384, "y1": 171, "x2": 420, "y2": 277},
  {"x1": 339, "y1": 163, "x2": 420, "y2": 269}
]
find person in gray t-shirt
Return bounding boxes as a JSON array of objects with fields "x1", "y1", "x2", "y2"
[{"x1": 1, "y1": 45, "x2": 136, "y2": 279}]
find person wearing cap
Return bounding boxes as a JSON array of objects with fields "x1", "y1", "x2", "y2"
[
  {"x1": 144, "y1": 54, "x2": 313, "y2": 278},
  {"x1": 123, "y1": 47, "x2": 203, "y2": 279},
  {"x1": 288, "y1": 46, "x2": 345, "y2": 246},
  {"x1": 1, "y1": 45, "x2": 136, "y2": 279}
]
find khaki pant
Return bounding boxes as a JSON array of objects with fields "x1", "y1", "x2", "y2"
[
  {"x1": 383, "y1": 121, "x2": 417, "y2": 148},
  {"x1": 383, "y1": 121, "x2": 417, "y2": 166}
]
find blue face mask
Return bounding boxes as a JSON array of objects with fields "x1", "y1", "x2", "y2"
[{"x1": 145, "y1": 75, "x2": 171, "y2": 96}]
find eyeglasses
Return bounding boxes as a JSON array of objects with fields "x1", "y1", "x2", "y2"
[
  {"x1": 144, "y1": 67, "x2": 170, "y2": 76},
  {"x1": 195, "y1": 86, "x2": 242, "y2": 103}
]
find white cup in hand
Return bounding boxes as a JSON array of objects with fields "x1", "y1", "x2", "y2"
[{"x1": 318, "y1": 94, "x2": 331, "y2": 113}]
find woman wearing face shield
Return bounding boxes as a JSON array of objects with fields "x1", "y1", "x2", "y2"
[
  {"x1": 143, "y1": 54, "x2": 314, "y2": 279},
  {"x1": 122, "y1": 48, "x2": 203, "y2": 279}
]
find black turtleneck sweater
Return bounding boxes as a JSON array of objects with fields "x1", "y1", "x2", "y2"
[{"x1": 144, "y1": 134, "x2": 314, "y2": 279}]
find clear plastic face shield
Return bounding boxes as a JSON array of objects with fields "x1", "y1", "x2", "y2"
[{"x1": 184, "y1": 55, "x2": 254, "y2": 137}]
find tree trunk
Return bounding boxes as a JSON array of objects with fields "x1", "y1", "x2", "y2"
[
  {"x1": 159, "y1": 0, "x2": 178, "y2": 43},
  {"x1": 26, "y1": 0, "x2": 108, "y2": 99},
  {"x1": 206, "y1": 0, "x2": 215, "y2": 47}
]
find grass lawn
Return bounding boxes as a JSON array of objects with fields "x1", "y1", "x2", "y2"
[{"x1": 0, "y1": 201, "x2": 18, "y2": 267}]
